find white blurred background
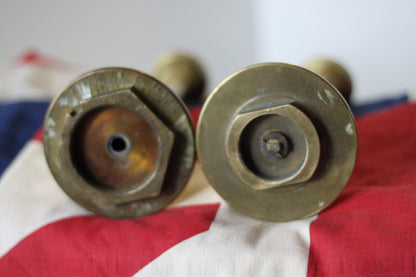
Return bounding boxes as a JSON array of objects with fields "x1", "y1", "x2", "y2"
[{"x1": 0, "y1": 0, "x2": 415, "y2": 103}]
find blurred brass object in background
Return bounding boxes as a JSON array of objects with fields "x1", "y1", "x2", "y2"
[
  {"x1": 305, "y1": 59, "x2": 352, "y2": 102},
  {"x1": 197, "y1": 63, "x2": 357, "y2": 222},
  {"x1": 153, "y1": 53, "x2": 206, "y2": 103},
  {"x1": 43, "y1": 67, "x2": 195, "y2": 218}
]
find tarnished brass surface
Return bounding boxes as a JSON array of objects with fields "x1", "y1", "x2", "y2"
[
  {"x1": 197, "y1": 63, "x2": 357, "y2": 222},
  {"x1": 44, "y1": 67, "x2": 195, "y2": 218},
  {"x1": 153, "y1": 53, "x2": 205, "y2": 101},
  {"x1": 305, "y1": 59, "x2": 352, "y2": 102},
  {"x1": 226, "y1": 104, "x2": 320, "y2": 190},
  {"x1": 73, "y1": 105, "x2": 172, "y2": 191}
]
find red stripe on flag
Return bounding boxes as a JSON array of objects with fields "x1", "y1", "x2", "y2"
[
  {"x1": 188, "y1": 106, "x2": 202, "y2": 129},
  {"x1": 16, "y1": 50, "x2": 76, "y2": 71},
  {"x1": 33, "y1": 127, "x2": 43, "y2": 142},
  {"x1": 20, "y1": 51, "x2": 39, "y2": 64},
  {"x1": 307, "y1": 103, "x2": 416, "y2": 276},
  {"x1": 0, "y1": 204, "x2": 219, "y2": 276}
]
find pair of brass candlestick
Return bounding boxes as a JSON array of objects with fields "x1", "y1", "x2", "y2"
[{"x1": 43, "y1": 54, "x2": 357, "y2": 222}]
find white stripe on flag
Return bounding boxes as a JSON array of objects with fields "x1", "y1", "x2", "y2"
[
  {"x1": 0, "y1": 65, "x2": 81, "y2": 101},
  {"x1": 135, "y1": 203, "x2": 314, "y2": 277},
  {"x1": 0, "y1": 140, "x2": 89, "y2": 258}
]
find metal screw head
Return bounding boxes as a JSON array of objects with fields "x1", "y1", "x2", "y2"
[{"x1": 262, "y1": 131, "x2": 290, "y2": 158}]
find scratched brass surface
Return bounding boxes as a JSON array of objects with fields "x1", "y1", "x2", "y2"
[
  {"x1": 197, "y1": 63, "x2": 357, "y2": 222},
  {"x1": 44, "y1": 67, "x2": 195, "y2": 218}
]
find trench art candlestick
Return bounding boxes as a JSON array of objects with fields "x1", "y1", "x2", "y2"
[
  {"x1": 43, "y1": 67, "x2": 195, "y2": 218},
  {"x1": 197, "y1": 63, "x2": 357, "y2": 222}
]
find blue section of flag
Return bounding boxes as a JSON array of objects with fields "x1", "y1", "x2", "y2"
[
  {"x1": 351, "y1": 94, "x2": 408, "y2": 116},
  {"x1": 0, "y1": 101, "x2": 49, "y2": 175}
]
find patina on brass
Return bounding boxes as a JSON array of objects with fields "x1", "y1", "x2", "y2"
[
  {"x1": 43, "y1": 67, "x2": 195, "y2": 218},
  {"x1": 305, "y1": 59, "x2": 352, "y2": 102},
  {"x1": 153, "y1": 53, "x2": 205, "y2": 101},
  {"x1": 226, "y1": 104, "x2": 320, "y2": 191},
  {"x1": 197, "y1": 63, "x2": 357, "y2": 222}
]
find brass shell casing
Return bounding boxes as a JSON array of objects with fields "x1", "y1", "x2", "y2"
[
  {"x1": 43, "y1": 67, "x2": 195, "y2": 218},
  {"x1": 197, "y1": 63, "x2": 357, "y2": 222}
]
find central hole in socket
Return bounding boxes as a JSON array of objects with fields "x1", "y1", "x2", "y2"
[{"x1": 106, "y1": 133, "x2": 130, "y2": 157}]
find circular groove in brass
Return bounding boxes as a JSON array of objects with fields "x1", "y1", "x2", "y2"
[{"x1": 197, "y1": 63, "x2": 357, "y2": 222}]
